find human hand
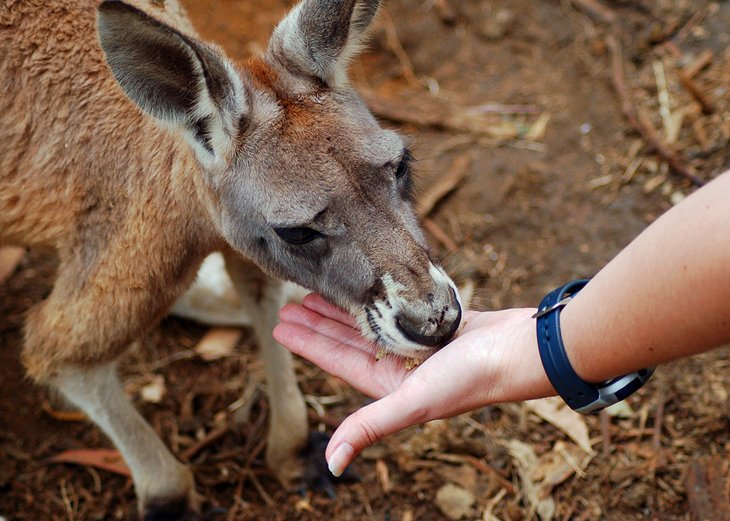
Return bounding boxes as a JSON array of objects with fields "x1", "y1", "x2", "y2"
[{"x1": 273, "y1": 294, "x2": 554, "y2": 477}]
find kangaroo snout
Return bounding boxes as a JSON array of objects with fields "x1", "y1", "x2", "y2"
[
  {"x1": 395, "y1": 288, "x2": 462, "y2": 348},
  {"x1": 356, "y1": 262, "x2": 463, "y2": 359}
]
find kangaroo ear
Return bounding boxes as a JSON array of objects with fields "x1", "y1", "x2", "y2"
[
  {"x1": 97, "y1": 0, "x2": 247, "y2": 166},
  {"x1": 268, "y1": 0, "x2": 381, "y2": 88}
]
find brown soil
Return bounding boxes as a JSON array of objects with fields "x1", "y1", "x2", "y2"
[{"x1": 1, "y1": 1, "x2": 729, "y2": 520}]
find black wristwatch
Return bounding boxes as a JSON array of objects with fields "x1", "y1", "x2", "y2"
[{"x1": 533, "y1": 279, "x2": 654, "y2": 414}]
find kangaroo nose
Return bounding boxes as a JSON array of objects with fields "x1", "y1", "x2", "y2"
[{"x1": 395, "y1": 298, "x2": 462, "y2": 348}]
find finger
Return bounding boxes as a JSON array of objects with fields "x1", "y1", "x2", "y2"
[
  {"x1": 278, "y1": 302, "x2": 371, "y2": 352},
  {"x1": 273, "y1": 322, "x2": 406, "y2": 398},
  {"x1": 301, "y1": 293, "x2": 357, "y2": 327},
  {"x1": 324, "y1": 386, "x2": 428, "y2": 477}
]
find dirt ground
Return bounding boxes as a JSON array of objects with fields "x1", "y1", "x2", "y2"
[{"x1": 1, "y1": 0, "x2": 729, "y2": 520}]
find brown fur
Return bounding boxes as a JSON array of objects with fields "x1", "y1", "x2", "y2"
[{"x1": 0, "y1": 0, "x2": 221, "y2": 380}]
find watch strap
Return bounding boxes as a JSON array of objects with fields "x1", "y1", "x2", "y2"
[
  {"x1": 534, "y1": 279, "x2": 654, "y2": 414},
  {"x1": 535, "y1": 279, "x2": 597, "y2": 412}
]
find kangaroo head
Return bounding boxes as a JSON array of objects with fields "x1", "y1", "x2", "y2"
[{"x1": 97, "y1": 0, "x2": 462, "y2": 358}]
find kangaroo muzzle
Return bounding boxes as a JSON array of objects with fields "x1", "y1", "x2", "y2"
[
  {"x1": 356, "y1": 263, "x2": 463, "y2": 359},
  {"x1": 395, "y1": 286, "x2": 462, "y2": 347}
]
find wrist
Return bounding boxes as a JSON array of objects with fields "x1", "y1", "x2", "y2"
[
  {"x1": 496, "y1": 309, "x2": 555, "y2": 403},
  {"x1": 559, "y1": 298, "x2": 604, "y2": 383},
  {"x1": 534, "y1": 280, "x2": 654, "y2": 414}
]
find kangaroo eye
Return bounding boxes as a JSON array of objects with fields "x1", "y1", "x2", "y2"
[
  {"x1": 395, "y1": 150, "x2": 412, "y2": 180},
  {"x1": 274, "y1": 226, "x2": 323, "y2": 245}
]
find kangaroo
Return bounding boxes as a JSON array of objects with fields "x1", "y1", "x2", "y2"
[{"x1": 0, "y1": 0, "x2": 462, "y2": 518}]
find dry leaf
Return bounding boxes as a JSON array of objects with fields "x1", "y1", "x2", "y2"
[
  {"x1": 506, "y1": 440, "x2": 556, "y2": 521},
  {"x1": 41, "y1": 400, "x2": 87, "y2": 423},
  {"x1": 525, "y1": 397, "x2": 593, "y2": 454},
  {"x1": 434, "y1": 483, "x2": 475, "y2": 520},
  {"x1": 438, "y1": 462, "x2": 477, "y2": 493},
  {"x1": 294, "y1": 497, "x2": 315, "y2": 513},
  {"x1": 50, "y1": 448, "x2": 131, "y2": 477},
  {"x1": 194, "y1": 327, "x2": 242, "y2": 361},
  {"x1": 525, "y1": 112, "x2": 551, "y2": 141},
  {"x1": 0, "y1": 246, "x2": 25, "y2": 284},
  {"x1": 139, "y1": 374, "x2": 166, "y2": 404},
  {"x1": 604, "y1": 400, "x2": 635, "y2": 418},
  {"x1": 531, "y1": 441, "x2": 592, "y2": 498}
]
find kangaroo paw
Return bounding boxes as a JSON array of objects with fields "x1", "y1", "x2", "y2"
[
  {"x1": 299, "y1": 431, "x2": 360, "y2": 499},
  {"x1": 142, "y1": 497, "x2": 226, "y2": 521}
]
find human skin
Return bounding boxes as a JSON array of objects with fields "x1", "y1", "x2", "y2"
[{"x1": 273, "y1": 169, "x2": 730, "y2": 477}]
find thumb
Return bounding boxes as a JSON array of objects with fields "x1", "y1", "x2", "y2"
[{"x1": 325, "y1": 386, "x2": 428, "y2": 477}]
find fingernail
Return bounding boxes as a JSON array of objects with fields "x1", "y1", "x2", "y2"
[{"x1": 327, "y1": 442, "x2": 354, "y2": 477}]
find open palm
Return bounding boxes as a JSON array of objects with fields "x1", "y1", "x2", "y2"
[{"x1": 274, "y1": 294, "x2": 551, "y2": 476}]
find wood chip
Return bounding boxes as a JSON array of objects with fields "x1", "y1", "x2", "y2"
[
  {"x1": 685, "y1": 456, "x2": 730, "y2": 521},
  {"x1": 194, "y1": 327, "x2": 242, "y2": 361},
  {"x1": 375, "y1": 459, "x2": 393, "y2": 494},
  {"x1": 404, "y1": 357, "x2": 420, "y2": 371},
  {"x1": 139, "y1": 374, "x2": 166, "y2": 404}
]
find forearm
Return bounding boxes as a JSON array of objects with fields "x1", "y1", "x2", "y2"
[{"x1": 560, "y1": 170, "x2": 730, "y2": 383}]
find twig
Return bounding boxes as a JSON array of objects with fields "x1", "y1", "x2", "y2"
[
  {"x1": 417, "y1": 155, "x2": 471, "y2": 217},
  {"x1": 470, "y1": 103, "x2": 541, "y2": 114},
  {"x1": 145, "y1": 349, "x2": 196, "y2": 372},
  {"x1": 651, "y1": 399, "x2": 664, "y2": 451},
  {"x1": 674, "y1": 11, "x2": 707, "y2": 45},
  {"x1": 380, "y1": 9, "x2": 422, "y2": 89},
  {"x1": 485, "y1": 488, "x2": 508, "y2": 519},
  {"x1": 41, "y1": 400, "x2": 88, "y2": 423},
  {"x1": 652, "y1": 60, "x2": 673, "y2": 140},
  {"x1": 682, "y1": 49, "x2": 713, "y2": 79},
  {"x1": 599, "y1": 410, "x2": 611, "y2": 457},
  {"x1": 571, "y1": 0, "x2": 616, "y2": 24},
  {"x1": 464, "y1": 455, "x2": 516, "y2": 495},
  {"x1": 673, "y1": 47, "x2": 714, "y2": 114},
  {"x1": 363, "y1": 92, "x2": 546, "y2": 141},
  {"x1": 423, "y1": 218, "x2": 458, "y2": 251},
  {"x1": 677, "y1": 69, "x2": 714, "y2": 114},
  {"x1": 606, "y1": 35, "x2": 705, "y2": 186},
  {"x1": 307, "y1": 409, "x2": 341, "y2": 430},
  {"x1": 180, "y1": 423, "x2": 230, "y2": 462},
  {"x1": 651, "y1": 396, "x2": 666, "y2": 467},
  {"x1": 244, "y1": 469, "x2": 275, "y2": 507}
]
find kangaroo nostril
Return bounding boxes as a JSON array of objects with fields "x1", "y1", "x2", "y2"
[
  {"x1": 395, "y1": 295, "x2": 462, "y2": 349},
  {"x1": 396, "y1": 316, "x2": 442, "y2": 347}
]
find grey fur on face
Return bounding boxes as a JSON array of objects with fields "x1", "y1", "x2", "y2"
[{"x1": 99, "y1": 0, "x2": 462, "y2": 356}]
